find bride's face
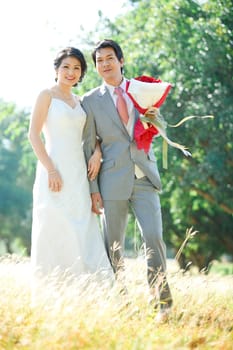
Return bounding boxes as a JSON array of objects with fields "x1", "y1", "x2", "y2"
[{"x1": 56, "y1": 56, "x2": 82, "y2": 87}]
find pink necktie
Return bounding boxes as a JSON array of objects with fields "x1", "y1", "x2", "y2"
[{"x1": 114, "y1": 87, "x2": 129, "y2": 125}]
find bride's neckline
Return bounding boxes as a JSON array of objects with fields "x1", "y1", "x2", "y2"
[
  {"x1": 52, "y1": 97, "x2": 79, "y2": 110},
  {"x1": 51, "y1": 86, "x2": 79, "y2": 109}
]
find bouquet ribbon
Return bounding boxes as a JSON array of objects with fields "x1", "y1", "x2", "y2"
[{"x1": 140, "y1": 112, "x2": 214, "y2": 168}]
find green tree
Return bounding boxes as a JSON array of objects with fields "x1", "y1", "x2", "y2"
[{"x1": 0, "y1": 100, "x2": 34, "y2": 254}]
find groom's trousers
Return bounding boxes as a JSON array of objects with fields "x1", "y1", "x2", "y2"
[{"x1": 101, "y1": 176, "x2": 172, "y2": 306}]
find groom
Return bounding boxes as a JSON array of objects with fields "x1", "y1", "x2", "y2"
[{"x1": 82, "y1": 39, "x2": 172, "y2": 320}]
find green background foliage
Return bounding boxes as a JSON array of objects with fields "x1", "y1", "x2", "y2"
[{"x1": 0, "y1": 0, "x2": 232, "y2": 270}]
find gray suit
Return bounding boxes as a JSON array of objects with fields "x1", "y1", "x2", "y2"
[{"x1": 82, "y1": 83, "x2": 172, "y2": 306}]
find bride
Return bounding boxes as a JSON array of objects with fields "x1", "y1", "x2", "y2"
[{"x1": 28, "y1": 47, "x2": 113, "y2": 281}]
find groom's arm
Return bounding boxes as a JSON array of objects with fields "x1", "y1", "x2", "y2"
[{"x1": 81, "y1": 98, "x2": 100, "y2": 194}]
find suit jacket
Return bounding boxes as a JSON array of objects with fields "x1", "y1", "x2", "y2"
[{"x1": 81, "y1": 84, "x2": 162, "y2": 200}]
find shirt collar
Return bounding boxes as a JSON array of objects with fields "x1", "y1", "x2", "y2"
[{"x1": 105, "y1": 77, "x2": 127, "y2": 97}]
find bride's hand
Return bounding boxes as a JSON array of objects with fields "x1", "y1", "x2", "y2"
[
  {"x1": 91, "y1": 192, "x2": 103, "y2": 214},
  {"x1": 48, "y1": 169, "x2": 63, "y2": 192},
  {"x1": 88, "y1": 145, "x2": 102, "y2": 181}
]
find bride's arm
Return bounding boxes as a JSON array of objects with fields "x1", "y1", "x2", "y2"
[
  {"x1": 87, "y1": 139, "x2": 102, "y2": 181},
  {"x1": 28, "y1": 90, "x2": 63, "y2": 192}
]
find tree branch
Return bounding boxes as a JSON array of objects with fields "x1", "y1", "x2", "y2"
[{"x1": 192, "y1": 187, "x2": 233, "y2": 215}]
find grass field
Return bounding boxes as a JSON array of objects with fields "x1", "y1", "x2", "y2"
[{"x1": 0, "y1": 254, "x2": 232, "y2": 350}]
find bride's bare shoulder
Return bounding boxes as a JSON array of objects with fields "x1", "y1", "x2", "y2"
[{"x1": 33, "y1": 88, "x2": 53, "y2": 108}]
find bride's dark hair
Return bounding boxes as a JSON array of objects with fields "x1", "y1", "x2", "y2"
[{"x1": 54, "y1": 47, "x2": 87, "y2": 85}]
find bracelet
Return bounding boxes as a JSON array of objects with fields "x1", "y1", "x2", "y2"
[{"x1": 48, "y1": 170, "x2": 57, "y2": 175}]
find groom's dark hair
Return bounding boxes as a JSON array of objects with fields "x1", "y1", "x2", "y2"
[{"x1": 92, "y1": 39, "x2": 124, "y2": 72}]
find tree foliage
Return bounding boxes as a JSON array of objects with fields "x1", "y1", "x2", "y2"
[{"x1": 0, "y1": 101, "x2": 34, "y2": 254}]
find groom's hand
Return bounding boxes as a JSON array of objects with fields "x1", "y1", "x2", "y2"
[{"x1": 91, "y1": 192, "x2": 103, "y2": 214}]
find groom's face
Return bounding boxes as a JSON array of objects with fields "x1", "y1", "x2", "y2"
[{"x1": 95, "y1": 47, "x2": 123, "y2": 86}]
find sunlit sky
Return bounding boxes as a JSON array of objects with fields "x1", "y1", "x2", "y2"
[{"x1": 0, "y1": 0, "x2": 127, "y2": 109}]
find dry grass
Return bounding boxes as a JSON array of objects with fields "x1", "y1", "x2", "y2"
[{"x1": 0, "y1": 254, "x2": 232, "y2": 350}]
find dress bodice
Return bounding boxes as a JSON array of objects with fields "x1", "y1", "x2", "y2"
[{"x1": 43, "y1": 98, "x2": 86, "y2": 159}]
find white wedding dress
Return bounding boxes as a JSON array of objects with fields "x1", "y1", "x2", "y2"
[{"x1": 31, "y1": 98, "x2": 112, "y2": 279}]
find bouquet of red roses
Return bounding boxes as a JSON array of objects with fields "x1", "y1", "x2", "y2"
[{"x1": 126, "y1": 75, "x2": 213, "y2": 169}]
